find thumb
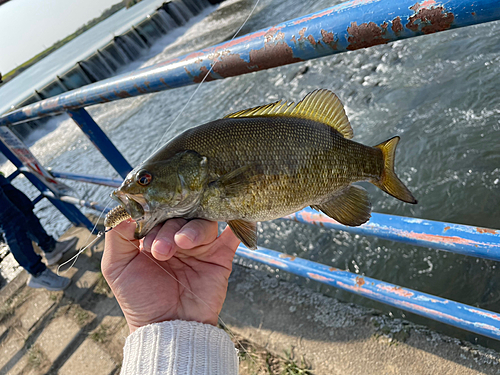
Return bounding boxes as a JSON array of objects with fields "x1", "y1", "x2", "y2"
[{"x1": 103, "y1": 219, "x2": 140, "y2": 281}]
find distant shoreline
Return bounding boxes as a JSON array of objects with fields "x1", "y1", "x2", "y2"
[{"x1": 0, "y1": 0, "x2": 143, "y2": 86}]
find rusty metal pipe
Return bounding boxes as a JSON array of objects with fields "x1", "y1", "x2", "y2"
[
  {"x1": 236, "y1": 245, "x2": 500, "y2": 340},
  {"x1": 1, "y1": 0, "x2": 499, "y2": 125},
  {"x1": 284, "y1": 207, "x2": 500, "y2": 261}
]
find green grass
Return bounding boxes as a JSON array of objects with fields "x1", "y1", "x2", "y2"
[{"x1": 90, "y1": 324, "x2": 110, "y2": 343}]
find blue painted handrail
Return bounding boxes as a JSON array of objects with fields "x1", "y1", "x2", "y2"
[
  {"x1": 1, "y1": 0, "x2": 500, "y2": 341},
  {"x1": 236, "y1": 246, "x2": 500, "y2": 340},
  {"x1": 1, "y1": 0, "x2": 499, "y2": 126},
  {"x1": 285, "y1": 208, "x2": 500, "y2": 261},
  {"x1": 50, "y1": 170, "x2": 122, "y2": 188}
]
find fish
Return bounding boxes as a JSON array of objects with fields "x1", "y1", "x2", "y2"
[{"x1": 107, "y1": 89, "x2": 417, "y2": 249}]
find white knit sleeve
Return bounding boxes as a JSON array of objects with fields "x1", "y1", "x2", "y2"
[{"x1": 120, "y1": 320, "x2": 238, "y2": 375}]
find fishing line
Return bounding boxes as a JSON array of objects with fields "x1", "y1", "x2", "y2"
[
  {"x1": 113, "y1": 227, "x2": 258, "y2": 367},
  {"x1": 151, "y1": 0, "x2": 262, "y2": 154},
  {"x1": 57, "y1": 197, "x2": 113, "y2": 275}
]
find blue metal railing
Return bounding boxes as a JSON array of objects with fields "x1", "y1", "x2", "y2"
[{"x1": 1, "y1": 0, "x2": 500, "y2": 340}]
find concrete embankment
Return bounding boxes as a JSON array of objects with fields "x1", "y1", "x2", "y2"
[{"x1": 0, "y1": 223, "x2": 499, "y2": 374}]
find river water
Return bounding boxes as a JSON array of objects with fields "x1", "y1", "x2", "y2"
[
  {"x1": 0, "y1": 0, "x2": 170, "y2": 115},
  {"x1": 2, "y1": 0, "x2": 500, "y2": 346}
]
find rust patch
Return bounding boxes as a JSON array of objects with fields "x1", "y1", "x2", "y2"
[
  {"x1": 347, "y1": 21, "x2": 390, "y2": 51},
  {"x1": 192, "y1": 66, "x2": 215, "y2": 83},
  {"x1": 444, "y1": 226, "x2": 451, "y2": 232},
  {"x1": 355, "y1": 276, "x2": 365, "y2": 287},
  {"x1": 477, "y1": 227, "x2": 498, "y2": 234},
  {"x1": 378, "y1": 285, "x2": 414, "y2": 298},
  {"x1": 211, "y1": 53, "x2": 247, "y2": 78},
  {"x1": 321, "y1": 29, "x2": 337, "y2": 49},
  {"x1": 159, "y1": 77, "x2": 169, "y2": 88},
  {"x1": 329, "y1": 267, "x2": 338, "y2": 272},
  {"x1": 247, "y1": 38, "x2": 302, "y2": 71},
  {"x1": 211, "y1": 29, "x2": 302, "y2": 77},
  {"x1": 407, "y1": 3, "x2": 455, "y2": 34},
  {"x1": 291, "y1": 35, "x2": 297, "y2": 43},
  {"x1": 392, "y1": 16, "x2": 403, "y2": 34},
  {"x1": 307, "y1": 34, "x2": 317, "y2": 46},
  {"x1": 144, "y1": 80, "x2": 151, "y2": 89},
  {"x1": 298, "y1": 27, "x2": 307, "y2": 42},
  {"x1": 98, "y1": 95, "x2": 110, "y2": 103},
  {"x1": 279, "y1": 254, "x2": 296, "y2": 261},
  {"x1": 133, "y1": 84, "x2": 147, "y2": 94},
  {"x1": 471, "y1": 12, "x2": 476, "y2": 16},
  {"x1": 115, "y1": 90, "x2": 132, "y2": 98}
]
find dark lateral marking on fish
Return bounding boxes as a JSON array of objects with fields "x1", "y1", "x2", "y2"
[
  {"x1": 407, "y1": 3, "x2": 455, "y2": 34},
  {"x1": 391, "y1": 16, "x2": 404, "y2": 34},
  {"x1": 346, "y1": 21, "x2": 390, "y2": 51}
]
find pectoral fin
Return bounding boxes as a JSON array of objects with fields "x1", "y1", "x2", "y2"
[
  {"x1": 213, "y1": 165, "x2": 254, "y2": 197},
  {"x1": 228, "y1": 220, "x2": 257, "y2": 249},
  {"x1": 311, "y1": 185, "x2": 371, "y2": 226}
]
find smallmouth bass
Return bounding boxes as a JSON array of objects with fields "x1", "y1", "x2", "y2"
[{"x1": 107, "y1": 89, "x2": 417, "y2": 249}]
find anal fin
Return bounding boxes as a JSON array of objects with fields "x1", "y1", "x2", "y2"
[
  {"x1": 227, "y1": 220, "x2": 257, "y2": 250},
  {"x1": 311, "y1": 185, "x2": 371, "y2": 226}
]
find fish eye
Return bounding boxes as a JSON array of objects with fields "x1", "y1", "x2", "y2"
[{"x1": 136, "y1": 170, "x2": 153, "y2": 186}]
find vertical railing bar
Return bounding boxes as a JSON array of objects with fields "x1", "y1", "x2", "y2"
[{"x1": 66, "y1": 108, "x2": 133, "y2": 179}]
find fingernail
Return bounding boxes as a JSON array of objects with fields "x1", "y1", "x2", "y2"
[
  {"x1": 153, "y1": 238, "x2": 172, "y2": 257},
  {"x1": 175, "y1": 228, "x2": 197, "y2": 244}
]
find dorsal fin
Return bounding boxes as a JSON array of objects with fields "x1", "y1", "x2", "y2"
[{"x1": 224, "y1": 89, "x2": 353, "y2": 139}]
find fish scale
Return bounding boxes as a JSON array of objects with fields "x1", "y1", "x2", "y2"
[{"x1": 108, "y1": 89, "x2": 417, "y2": 248}]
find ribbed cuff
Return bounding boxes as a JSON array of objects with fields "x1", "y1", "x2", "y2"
[{"x1": 121, "y1": 320, "x2": 238, "y2": 375}]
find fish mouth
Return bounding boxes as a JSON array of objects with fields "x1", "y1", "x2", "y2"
[{"x1": 111, "y1": 190, "x2": 156, "y2": 239}]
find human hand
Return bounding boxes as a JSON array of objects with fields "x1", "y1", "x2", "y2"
[{"x1": 102, "y1": 218, "x2": 240, "y2": 333}]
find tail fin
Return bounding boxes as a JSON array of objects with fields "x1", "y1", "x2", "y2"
[{"x1": 372, "y1": 136, "x2": 417, "y2": 204}]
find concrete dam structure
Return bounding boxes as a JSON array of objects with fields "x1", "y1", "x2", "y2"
[{"x1": 9, "y1": 0, "x2": 220, "y2": 139}]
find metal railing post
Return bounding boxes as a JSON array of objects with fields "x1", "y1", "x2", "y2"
[
  {"x1": 67, "y1": 108, "x2": 132, "y2": 179},
  {"x1": 0, "y1": 138, "x2": 93, "y2": 230}
]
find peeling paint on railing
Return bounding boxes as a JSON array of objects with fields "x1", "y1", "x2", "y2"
[
  {"x1": 236, "y1": 246, "x2": 500, "y2": 340},
  {"x1": 284, "y1": 207, "x2": 500, "y2": 261},
  {"x1": 1, "y1": 0, "x2": 499, "y2": 126}
]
